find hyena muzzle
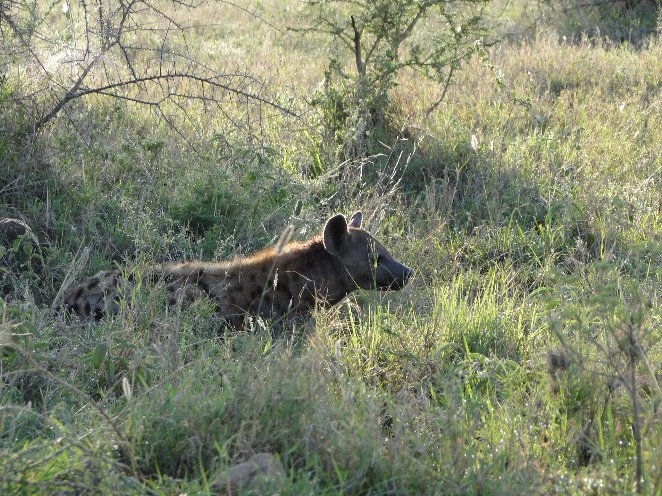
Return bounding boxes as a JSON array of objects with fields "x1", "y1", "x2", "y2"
[{"x1": 62, "y1": 211, "x2": 413, "y2": 328}]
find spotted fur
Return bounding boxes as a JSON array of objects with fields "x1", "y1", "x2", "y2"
[{"x1": 62, "y1": 212, "x2": 412, "y2": 328}]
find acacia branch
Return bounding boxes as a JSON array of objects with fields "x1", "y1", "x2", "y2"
[
  {"x1": 350, "y1": 15, "x2": 364, "y2": 77},
  {"x1": 68, "y1": 72, "x2": 298, "y2": 117},
  {"x1": 396, "y1": 3, "x2": 428, "y2": 51},
  {"x1": 364, "y1": 10, "x2": 388, "y2": 67},
  {"x1": 4, "y1": 0, "x2": 299, "y2": 139},
  {"x1": 425, "y1": 64, "x2": 455, "y2": 116},
  {"x1": 32, "y1": 51, "x2": 106, "y2": 133}
]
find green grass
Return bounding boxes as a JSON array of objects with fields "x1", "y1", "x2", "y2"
[{"x1": 1, "y1": 1, "x2": 661, "y2": 494}]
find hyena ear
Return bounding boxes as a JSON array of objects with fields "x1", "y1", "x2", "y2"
[
  {"x1": 323, "y1": 213, "x2": 348, "y2": 254},
  {"x1": 348, "y1": 211, "x2": 362, "y2": 229}
]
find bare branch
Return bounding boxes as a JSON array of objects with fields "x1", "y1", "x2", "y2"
[
  {"x1": 350, "y1": 15, "x2": 364, "y2": 77},
  {"x1": 425, "y1": 64, "x2": 455, "y2": 116},
  {"x1": 3, "y1": 0, "x2": 300, "y2": 140}
]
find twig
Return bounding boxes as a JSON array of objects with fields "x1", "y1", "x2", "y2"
[{"x1": 425, "y1": 64, "x2": 455, "y2": 116}]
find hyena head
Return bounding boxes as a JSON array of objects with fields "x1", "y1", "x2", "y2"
[{"x1": 322, "y1": 211, "x2": 413, "y2": 291}]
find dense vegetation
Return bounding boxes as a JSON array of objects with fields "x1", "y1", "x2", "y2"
[{"x1": 1, "y1": 1, "x2": 660, "y2": 494}]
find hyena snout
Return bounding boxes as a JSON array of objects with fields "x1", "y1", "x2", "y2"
[{"x1": 376, "y1": 258, "x2": 413, "y2": 291}]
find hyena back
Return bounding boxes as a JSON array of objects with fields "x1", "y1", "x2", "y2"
[{"x1": 62, "y1": 212, "x2": 412, "y2": 327}]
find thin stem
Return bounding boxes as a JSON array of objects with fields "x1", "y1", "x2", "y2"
[{"x1": 629, "y1": 329, "x2": 643, "y2": 493}]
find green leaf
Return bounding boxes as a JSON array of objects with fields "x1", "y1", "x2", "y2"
[{"x1": 92, "y1": 343, "x2": 108, "y2": 369}]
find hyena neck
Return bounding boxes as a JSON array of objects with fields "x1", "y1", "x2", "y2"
[{"x1": 277, "y1": 238, "x2": 356, "y2": 308}]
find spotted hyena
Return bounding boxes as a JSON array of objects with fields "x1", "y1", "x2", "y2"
[{"x1": 62, "y1": 211, "x2": 412, "y2": 327}]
